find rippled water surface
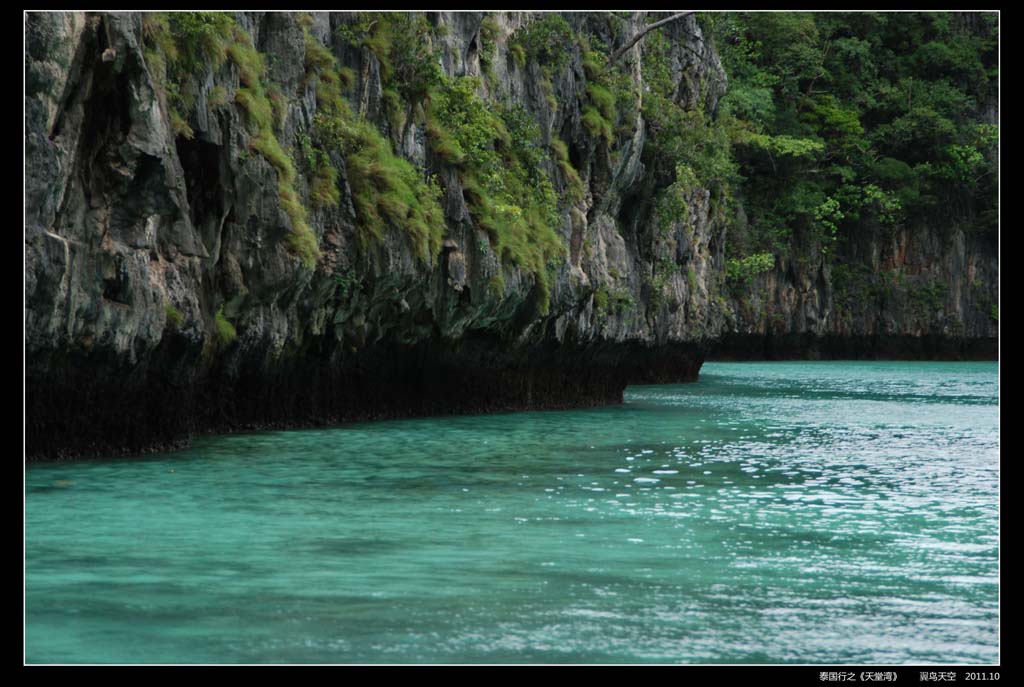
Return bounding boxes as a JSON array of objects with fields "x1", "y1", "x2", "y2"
[{"x1": 25, "y1": 362, "x2": 999, "y2": 664}]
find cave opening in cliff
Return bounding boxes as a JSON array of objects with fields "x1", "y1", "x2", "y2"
[{"x1": 175, "y1": 136, "x2": 226, "y2": 242}]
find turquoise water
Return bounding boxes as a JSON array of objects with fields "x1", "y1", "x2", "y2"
[{"x1": 25, "y1": 361, "x2": 999, "y2": 664}]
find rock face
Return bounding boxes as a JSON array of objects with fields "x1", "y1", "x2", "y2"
[
  {"x1": 715, "y1": 221, "x2": 999, "y2": 360},
  {"x1": 25, "y1": 12, "x2": 728, "y2": 460},
  {"x1": 24, "y1": 12, "x2": 998, "y2": 461}
]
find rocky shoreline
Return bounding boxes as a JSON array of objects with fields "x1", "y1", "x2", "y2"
[
  {"x1": 707, "y1": 334, "x2": 998, "y2": 362},
  {"x1": 24, "y1": 12, "x2": 998, "y2": 460}
]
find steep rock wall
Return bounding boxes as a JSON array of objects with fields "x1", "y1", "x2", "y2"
[
  {"x1": 709, "y1": 11, "x2": 999, "y2": 361},
  {"x1": 23, "y1": 11, "x2": 999, "y2": 461},
  {"x1": 715, "y1": 217, "x2": 999, "y2": 360},
  {"x1": 25, "y1": 12, "x2": 728, "y2": 459}
]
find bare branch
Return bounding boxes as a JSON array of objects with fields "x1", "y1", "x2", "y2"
[{"x1": 609, "y1": 12, "x2": 696, "y2": 64}]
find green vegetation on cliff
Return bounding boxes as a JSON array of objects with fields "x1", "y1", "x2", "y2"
[
  {"x1": 140, "y1": 11, "x2": 996, "y2": 324},
  {"x1": 642, "y1": 27, "x2": 737, "y2": 197},
  {"x1": 725, "y1": 252, "x2": 775, "y2": 289},
  {"x1": 303, "y1": 17, "x2": 446, "y2": 262},
  {"x1": 426, "y1": 75, "x2": 564, "y2": 311},
  {"x1": 510, "y1": 13, "x2": 574, "y2": 75},
  {"x1": 214, "y1": 307, "x2": 237, "y2": 345},
  {"x1": 142, "y1": 12, "x2": 322, "y2": 268},
  {"x1": 705, "y1": 12, "x2": 998, "y2": 263},
  {"x1": 335, "y1": 11, "x2": 570, "y2": 312}
]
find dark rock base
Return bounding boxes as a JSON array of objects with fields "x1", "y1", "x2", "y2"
[
  {"x1": 708, "y1": 333, "x2": 999, "y2": 361},
  {"x1": 25, "y1": 340, "x2": 707, "y2": 461}
]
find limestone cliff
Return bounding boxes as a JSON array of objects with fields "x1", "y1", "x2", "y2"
[
  {"x1": 24, "y1": 12, "x2": 998, "y2": 461},
  {"x1": 715, "y1": 219, "x2": 999, "y2": 360},
  {"x1": 26, "y1": 12, "x2": 729, "y2": 459}
]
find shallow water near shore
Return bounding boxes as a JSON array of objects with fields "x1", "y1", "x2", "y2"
[{"x1": 25, "y1": 361, "x2": 999, "y2": 664}]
